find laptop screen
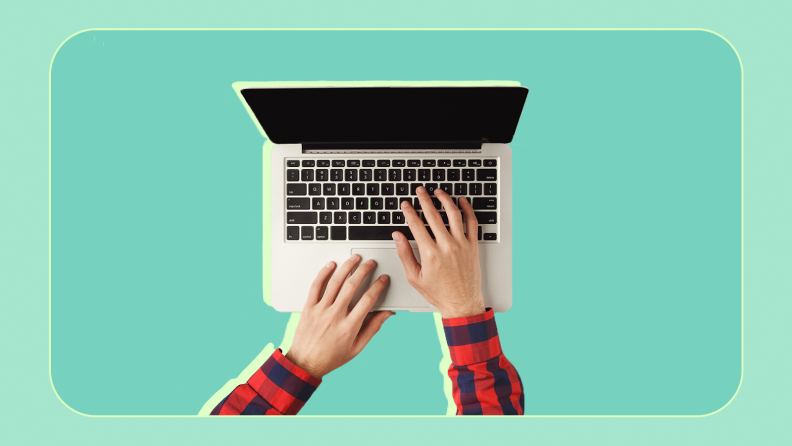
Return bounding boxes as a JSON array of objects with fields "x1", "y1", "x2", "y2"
[{"x1": 240, "y1": 87, "x2": 528, "y2": 146}]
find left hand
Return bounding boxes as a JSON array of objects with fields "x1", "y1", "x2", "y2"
[{"x1": 285, "y1": 254, "x2": 394, "y2": 379}]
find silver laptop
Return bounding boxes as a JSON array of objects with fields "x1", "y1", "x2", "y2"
[{"x1": 237, "y1": 85, "x2": 529, "y2": 312}]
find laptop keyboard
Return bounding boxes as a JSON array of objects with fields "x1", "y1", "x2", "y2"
[{"x1": 284, "y1": 158, "x2": 499, "y2": 242}]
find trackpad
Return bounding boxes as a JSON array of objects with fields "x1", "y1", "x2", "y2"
[{"x1": 349, "y1": 248, "x2": 432, "y2": 311}]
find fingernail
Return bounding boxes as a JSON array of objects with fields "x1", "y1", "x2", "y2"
[
  {"x1": 460, "y1": 196, "x2": 467, "y2": 204},
  {"x1": 387, "y1": 311, "x2": 396, "y2": 318},
  {"x1": 416, "y1": 186, "x2": 426, "y2": 194},
  {"x1": 349, "y1": 254, "x2": 359, "y2": 261},
  {"x1": 365, "y1": 259, "x2": 375, "y2": 266},
  {"x1": 392, "y1": 232, "x2": 401, "y2": 242},
  {"x1": 401, "y1": 200, "x2": 411, "y2": 209},
  {"x1": 325, "y1": 261, "x2": 335, "y2": 269},
  {"x1": 379, "y1": 274, "x2": 389, "y2": 283}
]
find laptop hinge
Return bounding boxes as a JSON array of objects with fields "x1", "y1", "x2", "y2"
[{"x1": 302, "y1": 142, "x2": 483, "y2": 153}]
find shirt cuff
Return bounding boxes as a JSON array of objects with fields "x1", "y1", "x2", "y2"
[
  {"x1": 245, "y1": 348, "x2": 322, "y2": 415},
  {"x1": 442, "y1": 308, "x2": 503, "y2": 366}
]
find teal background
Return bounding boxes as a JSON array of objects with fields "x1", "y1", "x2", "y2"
[
  {"x1": 49, "y1": 30, "x2": 740, "y2": 416},
  {"x1": 1, "y1": 0, "x2": 790, "y2": 444}
]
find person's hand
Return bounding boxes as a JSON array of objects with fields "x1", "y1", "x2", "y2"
[
  {"x1": 285, "y1": 255, "x2": 394, "y2": 379},
  {"x1": 392, "y1": 186, "x2": 486, "y2": 318}
]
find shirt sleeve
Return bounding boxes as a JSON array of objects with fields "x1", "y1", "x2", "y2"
[
  {"x1": 443, "y1": 308, "x2": 524, "y2": 415},
  {"x1": 210, "y1": 348, "x2": 321, "y2": 415}
]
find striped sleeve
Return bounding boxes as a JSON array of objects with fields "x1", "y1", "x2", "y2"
[
  {"x1": 443, "y1": 308, "x2": 524, "y2": 415},
  {"x1": 210, "y1": 349, "x2": 321, "y2": 415}
]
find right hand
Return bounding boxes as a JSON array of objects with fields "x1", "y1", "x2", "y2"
[{"x1": 391, "y1": 186, "x2": 486, "y2": 318}]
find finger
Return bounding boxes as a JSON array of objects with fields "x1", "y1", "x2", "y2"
[
  {"x1": 349, "y1": 274, "x2": 389, "y2": 323},
  {"x1": 304, "y1": 260, "x2": 337, "y2": 308},
  {"x1": 459, "y1": 196, "x2": 479, "y2": 244},
  {"x1": 392, "y1": 231, "x2": 421, "y2": 281},
  {"x1": 352, "y1": 311, "x2": 394, "y2": 356},
  {"x1": 320, "y1": 254, "x2": 361, "y2": 306},
  {"x1": 333, "y1": 258, "x2": 377, "y2": 309},
  {"x1": 400, "y1": 198, "x2": 434, "y2": 247},
  {"x1": 434, "y1": 188, "x2": 464, "y2": 239},
  {"x1": 416, "y1": 186, "x2": 451, "y2": 242}
]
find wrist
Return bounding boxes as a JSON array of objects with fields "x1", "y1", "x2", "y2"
[
  {"x1": 285, "y1": 350, "x2": 325, "y2": 379},
  {"x1": 439, "y1": 303, "x2": 487, "y2": 319}
]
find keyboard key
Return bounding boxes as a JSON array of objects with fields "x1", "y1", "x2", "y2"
[
  {"x1": 347, "y1": 160, "x2": 361, "y2": 167},
  {"x1": 393, "y1": 160, "x2": 406, "y2": 167},
  {"x1": 356, "y1": 197, "x2": 368, "y2": 210},
  {"x1": 412, "y1": 197, "x2": 422, "y2": 210},
  {"x1": 334, "y1": 211, "x2": 347, "y2": 224},
  {"x1": 312, "y1": 197, "x2": 325, "y2": 210},
  {"x1": 349, "y1": 212, "x2": 361, "y2": 224},
  {"x1": 483, "y1": 159, "x2": 497, "y2": 167},
  {"x1": 418, "y1": 169, "x2": 430, "y2": 181},
  {"x1": 323, "y1": 184, "x2": 336, "y2": 195},
  {"x1": 425, "y1": 183, "x2": 438, "y2": 194},
  {"x1": 316, "y1": 169, "x2": 328, "y2": 181},
  {"x1": 367, "y1": 184, "x2": 379, "y2": 195},
  {"x1": 484, "y1": 233, "x2": 497, "y2": 240},
  {"x1": 431, "y1": 197, "x2": 441, "y2": 209},
  {"x1": 385, "y1": 197, "x2": 398, "y2": 209},
  {"x1": 438, "y1": 159, "x2": 451, "y2": 167},
  {"x1": 352, "y1": 184, "x2": 365, "y2": 195},
  {"x1": 476, "y1": 169, "x2": 497, "y2": 181},
  {"x1": 374, "y1": 169, "x2": 386, "y2": 181},
  {"x1": 439, "y1": 212, "x2": 449, "y2": 224},
  {"x1": 319, "y1": 212, "x2": 332, "y2": 224},
  {"x1": 475, "y1": 212, "x2": 497, "y2": 224},
  {"x1": 308, "y1": 184, "x2": 321, "y2": 195},
  {"x1": 317, "y1": 160, "x2": 331, "y2": 167},
  {"x1": 396, "y1": 183, "x2": 409, "y2": 195},
  {"x1": 286, "y1": 198, "x2": 310, "y2": 210},
  {"x1": 440, "y1": 183, "x2": 452, "y2": 194},
  {"x1": 327, "y1": 197, "x2": 339, "y2": 209},
  {"x1": 330, "y1": 169, "x2": 343, "y2": 181},
  {"x1": 393, "y1": 212, "x2": 405, "y2": 224},
  {"x1": 287, "y1": 169, "x2": 299, "y2": 181},
  {"x1": 287, "y1": 160, "x2": 300, "y2": 167},
  {"x1": 371, "y1": 197, "x2": 383, "y2": 210},
  {"x1": 469, "y1": 159, "x2": 482, "y2": 167},
  {"x1": 341, "y1": 197, "x2": 354, "y2": 209},
  {"x1": 433, "y1": 169, "x2": 445, "y2": 181},
  {"x1": 378, "y1": 160, "x2": 391, "y2": 167},
  {"x1": 389, "y1": 169, "x2": 401, "y2": 181},
  {"x1": 407, "y1": 160, "x2": 421, "y2": 167},
  {"x1": 453, "y1": 159, "x2": 466, "y2": 167},
  {"x1": 447, "y1": 169, "x2": 460, "y2": 181},
  {"x1": 338, "y1": 183, "x2": 350, "y2": 195},
  {"x1": 286, "y1": 226, "x2": 299, "y2": 240},
  {"x1": 462, "y1": 169, "x2": 475, "y2": 181},
  {"x1": 360, "y1": 169, "x2": 372, "y2": 181},
  {"x1": 454, "y1": 183, "x2": 467, "y2": 196},
  {"x1": 331, "y1": 226, "x2": 347, "y2": 240},
  {"x1": 287, "y1": 212, "x2": 317, "y2": 224},
  {"x1": 362, "y1": 160, "x2": 376, "y2": 167},
  {"x1": 404, "y1": 169, "x2": 416, "y2": 181},
  {"x1": 332, "y1": 160, "x2": 345, "y2": 167},
  {"x1": 287, "y1": 184, "x2": 307, "y2": 196},
  {"x1": 473, "y1": 197, "x2": 497, "y2": 209},
  {"x1": 301, "y1": 226, "x2": 314, "y2": 240},
  {"x1": 345, "y1": 169, "x2": 357, "y2": 181},
  {"x1": 364, "y1": 212, "x2": 376, "y2": 224},
  {"x1": 422, "y1": 159, "x2": 436, "y2": 167},
  {"x1": 410, "y1": 184, "x2": 422, "y2": 195},
  {"x1": 349, "y1": 226, "x2": 417, "y2": 240},
  {"x1": 470, "y1": 183, "x2": 482, "y2": 195},
  {"x1": 382, "y1": 183, "x2": 394, "y2": 195},
  {"x1": 302, "y1": 160, "x2": 315, "y2": 167},
  {"x1": 478, "y1": 226, "x2": 482, "y2": 241},
  {"x1": 301, "y1": 170, "x2": 314, "y2": 182},
  {"x1": 484, "y1": 183, "x2": 497, "y2": 195},
  {"x1": 316, "y1": 226, "x2": 329, "y2": 240},
  {"x1": 378, "y1": 212, "x2": 390, "y2": 224}
]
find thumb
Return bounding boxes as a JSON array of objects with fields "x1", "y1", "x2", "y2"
[
  {"x1": 352, "y1": 311, "x2": 394, "y2": 356},
  {"x1": 392, "y1": 231, "x2": 421, "y2": 280}
]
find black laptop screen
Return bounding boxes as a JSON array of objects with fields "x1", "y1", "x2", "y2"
[{"x1": 240, "y1": 87, "x2": 528, "y2": 146}]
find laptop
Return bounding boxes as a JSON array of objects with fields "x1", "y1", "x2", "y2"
[{"x1": 236, "y1": 82, "x2": 528, "y2": 313}]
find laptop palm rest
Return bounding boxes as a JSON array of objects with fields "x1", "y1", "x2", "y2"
[{"x1": 348, "y1": 248, "x2": 433, "y2": 311}]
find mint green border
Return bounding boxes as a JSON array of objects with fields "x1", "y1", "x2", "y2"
[{"x1": 49, "y1": 28, "x2": 743, "y2": 418}]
